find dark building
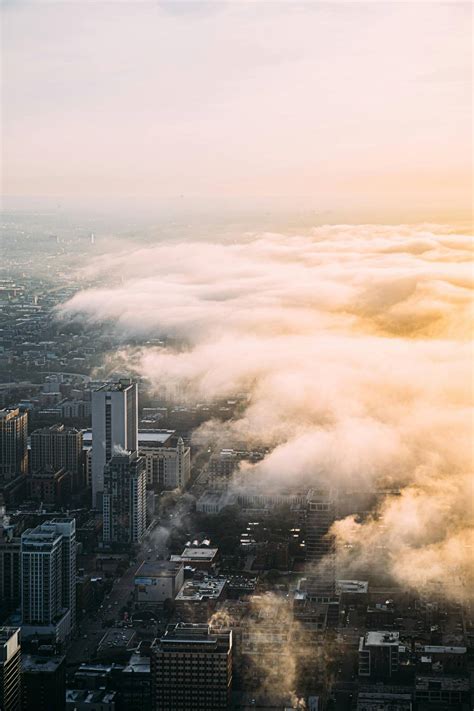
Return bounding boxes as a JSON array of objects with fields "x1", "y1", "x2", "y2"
[
  {"x1": 358, "y1": 631, "x2": 401, "y2": 682},
  {"x1": 103, "y1": 452, "x2": 146, "y2": 545},
  {"x1": 30, "y1": 424, "x2": 83, "y2": 490},
  {"x1": 27, "y1": 466, "x2": 72, "y2": 506},
  {"x1": 0, "y1": 512, "x2": 21, "y2": 619},
  {"x1": 151, "y1": 623, "x2": 232, "y2": 710},
  {"x1": 0, "y1": 409, "x2": 28, "y2": 480},
  {"x1": 304, "y1": 488, "x2": 339, "y2": 628},
  {"x1": 22, "y1": 654, "x2": 66, "y2": 711},
  {"x1": 0, "y1": 627, "x2": 21, "y2": 711}
]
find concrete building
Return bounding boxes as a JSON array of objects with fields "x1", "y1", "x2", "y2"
[
  {"x1": 30, "y1": 424, "x2": 83, "y2": 489},
  {"x1": 208, "y1": 449, "x2": 238, "y2": 483},
  {"x1": 358, "y1": 631, "x2": 401, "y2": 681},
  {"x1": 27, "y1": 466, "x2": 72, "y2": 506},
  {"x1": 175, "y1": 576, "x2": 227, "y2": 622},
  {"x1": 151, "y1": 623, "x2": 232, "y2": 710},
  {"x1": 170, "y1": 546, "x2": 219, "y2": 571},
  {"x1": 0, "y1": 509, "x2": 21, "y2": 615},
  {"x1": 0, "y1": 409, "x2": 28, "y2": 480},
  {"x1": 134, "y1": 560, "x2": 184, "y2": 606},
  {"x1": 0, "y1": 628, "x2": 21, "y2": 711},
  {"x1": 21, "y1": 518, "x2": 76, "y2": 641},
  {"x1": 91, "y1": 380, "x2": 138, "y2": 508},
  {"x1": 22, "y1": 654, "x2": 66, "y2": 711},
  {"x1": 356, "y1": 692, "x2": 412, "y2": 711},
  {"x1": 103, "y1": 451, "x2": 146, "y2": 545},
  {"x1": 196, "y1": 491, "x2": 235, "y2": 514},
  {"x1": 305, "y1": 488, "x2": 337, "y2": 602},
  {"x1": 142, "y1": 438, "x2": 191, "y2": 490}
]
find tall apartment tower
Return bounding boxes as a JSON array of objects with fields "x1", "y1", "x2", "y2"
[
  {"x1": 91, "y1": 380, "x2": 138, "y2": 508},
  {"x1": 0, "y1": 409, "x2": 28, "y2": 480},
  {"x1": 151, "y1": 623, "x2": 232, "y2": 710},
  {"x1": 103, "y1": 451, "x2": 146, "y2": 545},
  {"x1": 30, "y1": 424, "x2": 83, "y2": 487},
  {"x1": 21, "y1": 518, "x2": 76, "y2": 638},
  {"x1": 305, "y1": 488, "x2": 337, "y2": 602},
  {"x1": 0, "y1": 627, "x2": 21, "y2": 711}
]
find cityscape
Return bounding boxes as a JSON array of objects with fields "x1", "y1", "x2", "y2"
[{"x1": 1, "y1": 1, "x2": 472, "y2": 711}]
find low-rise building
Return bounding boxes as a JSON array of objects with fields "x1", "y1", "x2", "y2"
[
  {"x1": 134, "y1": 560, "x2": 184, "y2": 607},
  {"x1": 65, "y1": 689, "x2": 117, "y2": 710},
  {"x1": 170, "y1": 546, "x2": 218, "y2": 571},
  {"x1": 175, "y1": 576, "x2": 227, "y2": 622}
]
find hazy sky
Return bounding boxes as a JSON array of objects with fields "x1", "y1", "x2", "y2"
[{"x1": 2, "y1": 1, "x2": 472, "y2": 220}]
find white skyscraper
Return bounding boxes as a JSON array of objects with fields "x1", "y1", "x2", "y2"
[
  {"x1": 21, "y1": 518, "x2": 76, "y2": 641},
  {"x1": 91, "y1": 379, "x2": 138, "y2": 508}
]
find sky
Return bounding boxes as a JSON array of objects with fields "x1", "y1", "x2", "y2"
[{"x1": 2, "y1": 0, "x2": 472, "y2": 222}]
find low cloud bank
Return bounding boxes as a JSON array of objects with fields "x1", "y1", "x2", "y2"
[{"x1": 60, "y1": 223, "x2": 473, "y2": 602}]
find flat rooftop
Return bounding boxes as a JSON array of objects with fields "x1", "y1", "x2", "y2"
[
  {"x1": 135, "y1": 560, "x2": 182, "y2": 579},
  {"x1": 82, "y1": 429, "x2": 175, "y2": 449},
  {"x1": 66, "y1": 689, "x2": 116, "y2": 704},
  {"x1": 179, "y1": 547, "x2": 218, "y2": 560},
  {"x1": 365, "y1": 631, "x2": 400, "y2": 647},
  {"x1": 98, "y1": 628, "x2": 136, "y2": 651},
  {"x1": 337, "y1": 579, "x2": 369, "y2": 594},
  {"x1": 22, "y1": 654, "x2": 65, "y2": 673},
  {"x1": 176, "y1": 576, "x2": 226, "y2": 602}
]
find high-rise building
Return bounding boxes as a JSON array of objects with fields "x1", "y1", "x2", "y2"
[
  {"x1": 0, "y1": 506, "x2": 21, "y2": 616},
  {"x1": 0, "y1": 627, "x2": 21, "y2": 711},
  {"x1": 305, "y1": 488, "x2": 337, "y2": 602},
  {"x1": 21, "y1": 518, "x2": 76, "y2": 640},
  {"x1": 150, "y1": 623, "x2": 232, "y2": 711},
  {"x1": 103, "y1": 451, "x2": 146, "y2": 545},
  {"x1": 30, "y1": 424, "x2": 83, "y2": 488},
  {"x1": 91, "y1": 380, "x2": 138, "y2": 508},
  {"x1": 22, "y1": 654, "x2": 66, "y2": 711},
  {"x1": 0, "y1": 409, "x2": 28, "y2": 480},
  {"x1": 142, "y1": 438, "x2": 191, "y2": 490}
]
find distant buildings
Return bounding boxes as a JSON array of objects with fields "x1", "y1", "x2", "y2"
[
  {"x1": 102, "y1": 451, "x2": 146, "y2": 545},
  {"x1": 151, "y1": 623, "x2": 232, "y2": 710},
  {"x1": 0, "y1": 409, "x2": 28, "y2": 480},
  {"x1": 91, "y1": 380, "x2": 138, "y2": 508},
  {"x1": 0, "y1": 627, "x2": 21, "y2": 711},
  {"x1": 21, "y1": 518, "x2": 76, "y2": 641}
]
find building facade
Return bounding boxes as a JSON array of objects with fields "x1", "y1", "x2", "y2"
[
  {"x1": 151, "y1": 623, "x2": 232, "y2": 710},
  {"x1": 30, "y1": 424, "x2": 83, "y2": 488},
  {"x1": 0, "y1": 409, "x2": 28, "y2": 480},
  {"x1": 21, "y1": 518, "x2": 76, "y2": 638},
  {"x1": 103, "y1": 452, "x2": 146, "y2": 545},
  {"x1": 0, "y1": 627, "x2": 21, "y2": 711},
  {"x1": 142, "y1": 438, "x2": 190, "y2": 490},
  {"x1": 91, "y1": 380, "x2": 138, "y2": 508},
  {"x1": 0, "y1": 515, "x2": 21, "y2": 616}
]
